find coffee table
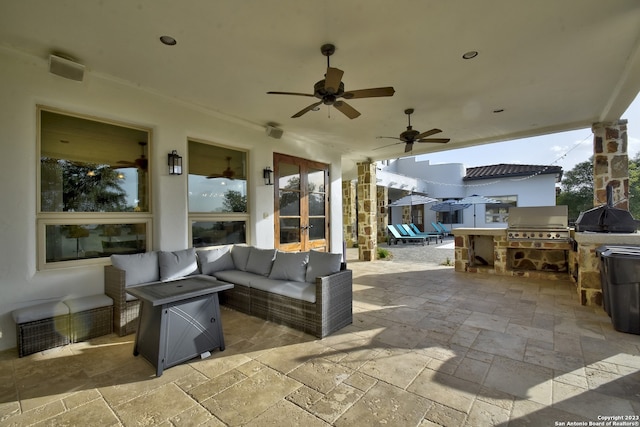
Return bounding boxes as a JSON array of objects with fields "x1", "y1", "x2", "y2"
[{"x1": 127, "y1": 276, "x2": 233, "y2": 376}]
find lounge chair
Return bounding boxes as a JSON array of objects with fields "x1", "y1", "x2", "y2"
[
  {"x1": 386, "y1": 224, "x2": 426, "y2": 246},
  {"x1": 410, "y1": 223, "x2": 444, "y2": 243},
  {"x1": 431, "y1": 222, "x2": 448, "y2": 237},
  {"x1": 437, "y1": 222, "x2": 452, "y2": 236},
  {"x1": 401, "y1": 224, "x2": 441, "y2": 244}
]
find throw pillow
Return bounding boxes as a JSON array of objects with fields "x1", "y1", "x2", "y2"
[
  {"x1": 197, "y1": 247, "x2": 235, "y2": 275},
  {"x1": 246, "y1": 247, "x2": 276, "y2": 276},
  {"x1": 305, "y1": 250, "x2": 342, "y2": 283},
  {"x1": 111, "y1": 251, "x2": 159, "y2": 287},
  {"x1": 268, "y1": 251, "x2": 309, "y2": 282},
  {"x1": 231, "y1": 245, "x2": 252, "y2": 271},
  {"x1": 158, "y1": 248, "x2": 199, "y2": 281}
]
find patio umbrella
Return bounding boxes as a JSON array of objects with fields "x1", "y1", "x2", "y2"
[
  {"x1": 430, "y1": 199, "x2": 470, "y2": 230},
  {"x1": 389, "y1": 194, "x2": 438, "y2": 227},
  {"x1": 454, "y1": 194, "x2": 500, "y2": 227},
  {"x1": 389, "y1": 194, "x2": 439, "y2": 207}
]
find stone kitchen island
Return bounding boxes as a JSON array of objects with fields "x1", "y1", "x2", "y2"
[{"x1": 453, "y1": 227, "x2": 640, "y2": 307}]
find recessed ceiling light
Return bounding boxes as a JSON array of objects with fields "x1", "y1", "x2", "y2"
[
  {"x1": 160, "y1": 35, "x2": 177, "y2": 46},
  {"x1": 462, "y1": 51, "x2": 478, "y2": 60}
]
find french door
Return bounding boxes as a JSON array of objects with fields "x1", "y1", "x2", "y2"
[{"x1": 274, "y1": 153, "x2": 329, "y2": 252}]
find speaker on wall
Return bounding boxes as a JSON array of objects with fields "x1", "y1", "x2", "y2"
[
  {"x1": 49, "y1": 54, "x2": 85, "y2": 82},
  {"x1": 265, "y1": 125, "x2": 283, "y2": 139}
]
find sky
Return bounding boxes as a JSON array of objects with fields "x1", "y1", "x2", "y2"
[{"x1": 418, "y1": 93, "x2": 640, "y2": 173}]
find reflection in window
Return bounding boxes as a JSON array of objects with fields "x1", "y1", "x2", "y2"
[
  {"x1": 188, "y1": 142, "x2": 248, "y2": 213},
  {"x1": 279, "y1": 218, "x2": 300, "y2": 244},
  {"x1": 45, "y1": 223, "x2": 147, "y2": 262},
  {"x1": 37, "y1": 107, "x2": 152, "y2": 269},
  {"x1": 188, "y1": 140, "x2": 249, "y2": 247},
  {"x1": 279, "y1": 162, "x2": 300, "y2": 190},
  {"x1": 485, "y1": 196, "x2": 517, "y2": 223},
  {"x1": 40, "y1": 110, "x2": 149, "y2": 213},
  {"x1": 192, "y1": 221, "x2": 246, "y2": 247}
]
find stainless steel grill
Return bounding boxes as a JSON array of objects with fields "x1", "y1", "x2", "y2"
[{"x1": 507, "y1": 206, "x2": 570, "y2": 241}]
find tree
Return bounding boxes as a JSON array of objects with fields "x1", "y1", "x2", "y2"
[
  {"x1": 556, "y1": 158, "x2": 593, "y2": 222},
  {"x1": 41, "y1": 158, "x2": 130, "y2": 212},
  {"x1": 222, "y1": 190, "x2": 247, "y2": 212}
]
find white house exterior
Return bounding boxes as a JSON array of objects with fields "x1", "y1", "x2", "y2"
[{"x1": 381, "y1": 157, "x2": 562, "y2": 230}]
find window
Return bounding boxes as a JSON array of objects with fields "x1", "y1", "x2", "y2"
[
  {"x1": 188, "y1": 140, "x2": 248, "y2": 247},
  {"x1": 485, "y1": 195, "x2": 517, "y2": 223},
  {"x1": 37, "y1": 106, "x2": 152, "y2": 269}
]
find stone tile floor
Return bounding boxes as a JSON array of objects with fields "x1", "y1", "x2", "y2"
[{"x1": 1, "y1": 244, "x2": 639, "y2": 426}]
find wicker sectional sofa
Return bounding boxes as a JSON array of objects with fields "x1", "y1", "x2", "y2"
[{"x1": 104, "y1": 245, "x2": 352, "y2": 338}]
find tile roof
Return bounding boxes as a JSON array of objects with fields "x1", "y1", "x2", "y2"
[{"x1": 463, "y1": 163, "x2": 563, "y2": 181}]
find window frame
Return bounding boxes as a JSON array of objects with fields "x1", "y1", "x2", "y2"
[
  {"x1": 187, "y1": 138, "x2": 250, "y2": 248},
  {"x1": 36, "y1": 105, "x2": 153, "y2": 270}
]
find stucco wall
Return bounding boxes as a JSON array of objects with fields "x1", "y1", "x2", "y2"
[{"x1": 0, "y1": 48, "x2": 344, "y2": 351}]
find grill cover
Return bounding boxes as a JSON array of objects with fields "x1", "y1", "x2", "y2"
[{"x1": 575, "y1": 186, "x2": 639, "y2": 233}]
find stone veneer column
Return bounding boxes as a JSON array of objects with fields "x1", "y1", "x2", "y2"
[
  {"x1": 592, "y1": 120, "x2": 629, "y2": 209},
  {"x1": 342, "y1": 180, "x2": 357, "y2": 249},
  {"x1": 357, "y1": 161, "x2": 377, "y2": 261},
  {"x1": 376, "y1": 185, "x2": 388, "y2": 243}
]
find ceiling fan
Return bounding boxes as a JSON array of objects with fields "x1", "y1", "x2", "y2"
[
  {"x1": 376, "y1": 108, "x2": 450, "y2": 153},
  {"x1": 207, "y1": 157, "x2": 236, "y2": 180},
  {"x1": 267, "y1": 43, "x2": 395, "y2": 119},
  {"x1": 117, "y1": 141, "x2": 148, "y2": 170}
]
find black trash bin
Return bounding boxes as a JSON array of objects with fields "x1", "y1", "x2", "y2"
[{"x1": 597, "y1": 245, "x2": 640, "y2": 334}]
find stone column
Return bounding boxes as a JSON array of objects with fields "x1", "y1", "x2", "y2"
[
  {"x1": 592, "y1": 120, "x2": 629, "y2": 209},
  {"x1": 342, "y1": 180, "x2": 357, "y2": 249},
  {"x1": 357, "y1": 161, "x2": 377, "y2": 261},
  {"x1": 376, "y1": 185, "x2": 388, "y2": 244}
]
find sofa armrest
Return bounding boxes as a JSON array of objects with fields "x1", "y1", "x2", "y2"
[
  {"x1": 315, "y1": 269, "x2": 353, "y2": 337},
  {"x1": 104, "y1": 265, "x2": 127, "y2": 309}
]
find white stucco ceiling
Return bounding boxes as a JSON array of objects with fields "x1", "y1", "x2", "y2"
[{"x1": 2, "y1": 1, "x2": 640, "y2": 167}]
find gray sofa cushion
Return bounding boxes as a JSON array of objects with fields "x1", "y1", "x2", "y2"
[
  {"x1": 250, "y1": 277, "x2": 316, "y2": 303},
  {"x1": 305, "y1": 250, "x2": 342, "y2": 283},
  {"x1": 111, "y1": 251, "x2": 159, "y2": 287},
  {"x1": 198, "y1": 246, "x2": 234, "y2": 275},
  {"x1": 214, "y1": 270, "x2": 261, "y2": 287},
  {"x1": 158, "y1": 248, "x2": 199, "y2": 281},
  {"x1": 269, "y1": 251, "x2": 309, "y2": 282},
  {"x1": 231, "y1": 245, "x2": 252, "y2": 271},
  {"x1": 245, "y1": 247, "x2": 276, "y2": 276}
]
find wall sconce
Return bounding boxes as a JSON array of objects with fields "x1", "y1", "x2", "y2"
[
  {"x1": 168, "y1": 150, "x2": 182, "y2": 175},
  {"x1": 263, "y1": 166, "x2": 274, "y2": 185}
]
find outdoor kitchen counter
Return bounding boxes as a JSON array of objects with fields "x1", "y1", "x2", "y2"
[
  {"x1": 452, "y1": 228, "x2": 506, "y2": 236},
  {"x1": 452, "y1": 227, "x2": 572, "y2": 281},
  {"x1": 452, "y1": 228, "x2": 506, "y2": 274}
]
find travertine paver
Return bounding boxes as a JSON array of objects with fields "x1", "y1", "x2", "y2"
[{"x1": 1, "y1": 243, "x2": 639, "y2": 426}]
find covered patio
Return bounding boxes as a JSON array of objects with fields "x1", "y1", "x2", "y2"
[{"x1": 2, "y1": 247, "x2": 638, "y2": 425}]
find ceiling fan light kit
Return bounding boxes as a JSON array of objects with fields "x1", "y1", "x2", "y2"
[
  {"x1": 376, "y1": 108, "x2": 450, "y2": 153},
  {"x1": 267, "y1": 43, "x2": 395, "y2": 119}
]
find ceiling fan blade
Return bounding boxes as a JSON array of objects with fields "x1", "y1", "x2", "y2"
[
  {"x1": 324, "y1": 67, "x2": 344, "y2": 94},
  {"x1": 416, "y1": 128, "x2": 442, "y2": 139},
  {"x1": 373, "y1": 141, "x2": 404, "y2": 150},
  {"x1": 376, "y1": 136, "x2": 403, "y2": 141},
  {"x1": 404, "y1": 142, "x2": 414, "y2": 153},
  {"x1": 292, "y1": 101, "x2": 323, "y2": 118},
  {"x1": 342, "y1": 87, "x2": 395, "y2": 99},
  {"x1": 267, "y1": 91, "x2": 315, "y2": 97},
  {"x1": 417, "y1": 138, "x2": 450, "y2": 144},
  {"x1": 333, "y1": 101, "x2": 361, "y2": 119}
]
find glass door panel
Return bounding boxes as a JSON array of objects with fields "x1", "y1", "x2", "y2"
[{"x1": 274, "y1": 154, "x2": 328, "y2": 252}]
